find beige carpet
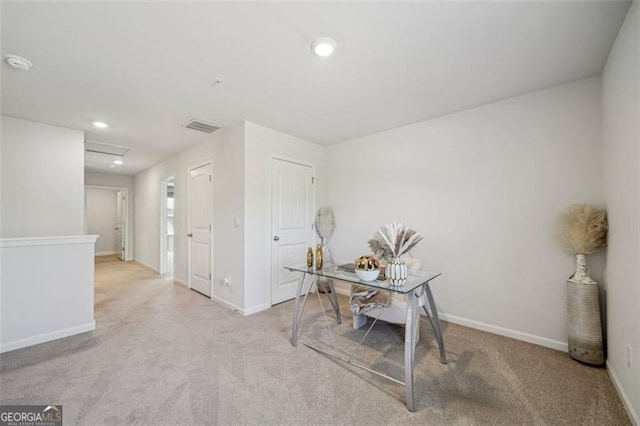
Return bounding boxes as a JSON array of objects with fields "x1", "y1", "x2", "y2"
[
  {"x1": 0, "y1": 261, "x2": 631, "y2": 425},
  {"x1": 94, "y1": 254, "x2": 121, "y2": 264}
]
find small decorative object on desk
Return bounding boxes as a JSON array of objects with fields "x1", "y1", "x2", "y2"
[
  {"x1": 560, "y1": 204, "x2": 608, "y2": 366},
  {"x1": 368, "y1": 222, "x2": 423, "y2": 287},
  {"x1": 354, "y1": 255, "x2": 380, "y2": 281},
  {"x1": 306, "y1": 247, "x2": 314, "y2": 268},
  {"x1": 315, "y1": 244, "x2": 323, "y2": 269}
]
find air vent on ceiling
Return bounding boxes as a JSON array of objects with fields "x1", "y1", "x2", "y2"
[
  {"x1": 85, "y1": 140, "x2": 130, "y2": 157},
  {"x1": 183, "y1": 118, "x2": 221, "y2": 134}
]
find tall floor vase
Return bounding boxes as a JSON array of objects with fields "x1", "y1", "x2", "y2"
[{"x1": 567, "y1": 254, "x2": 604, "y2": 366}]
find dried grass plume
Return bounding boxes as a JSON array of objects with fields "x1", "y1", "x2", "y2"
[
  {"x1": 315, "y1": 206, "x2": 335, "y2": 240},
  {"x1": 368, "y1": 222, "x2": 423, "y2": 261},
  {"x1": 560, "y1": 204, "x2": 608, "y2": 255}
]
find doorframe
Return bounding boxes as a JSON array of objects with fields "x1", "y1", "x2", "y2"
[
  {"x1": 269, "y1": 155, "x2": 317, "y2": 307},
  {"x1": 187, "y1": 160, "x2": 214, "y2": 297},
  {"x1": 159, "y1": 174, "x2": 175, "y2": 275},
  {"x1": 84, "y1": 185, "x2": 131, "y2": 261}
]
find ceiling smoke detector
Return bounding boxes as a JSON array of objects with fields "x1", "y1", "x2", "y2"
[{"x1": 4, "y1": 54, "x2": 33, "y2": 71}]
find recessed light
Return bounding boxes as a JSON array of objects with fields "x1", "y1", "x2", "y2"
[
  {"x1": 92, "y1": 121, "x2": 109, "y2": 129},
  {"x1": 311, "y1": 37, "x2": 337, "y2": 57},
  {"x1": 113, "y1": 159, "x2": 123, "y2": 165},
  {"x1": 4, "y1": 54, "x2": 32, "y2": 71}
]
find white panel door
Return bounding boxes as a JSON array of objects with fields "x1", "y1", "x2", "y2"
[
  {"x1": 271, "y1": 159, "x2": 314, "y2": 305},
  {"x1": 188, "y1": 163, "x2": 212, "y2": 297},
  {"x1": 116, "y1": 190, "x2": 126, "y2": 261}
]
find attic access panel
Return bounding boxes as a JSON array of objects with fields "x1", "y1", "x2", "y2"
[{"x1": 85, "y1": 140, "x2": 130, "y2": 157}]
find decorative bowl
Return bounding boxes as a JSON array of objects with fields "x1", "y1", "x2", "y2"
[
  {"x1": 355, "y1": 255, "x2": 379, "y2": 270},
  {"x1": 355, "y1": 268, "x2": 380, "y2": 282}
]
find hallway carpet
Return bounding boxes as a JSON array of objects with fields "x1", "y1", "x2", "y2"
[
  {"x1": 94, "y1": 254, "x2": 122, "y2": 264},
  {"x1": 0, "y1": 261, "x2": 630, "y2": 425}
]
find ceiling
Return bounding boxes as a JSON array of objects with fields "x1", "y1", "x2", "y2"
[{"x1": 1, "y1": 1, "x2": 631, "y2": 176}]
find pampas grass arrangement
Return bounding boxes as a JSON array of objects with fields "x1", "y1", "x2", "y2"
[
  {"x1": 560, "y1": 203, "x2": 607, "y2": 284},
  {"x1": 315, "y1": 207, "x2": 335, "y2": 240},
  {"x1": 368, "y1": 222, "x2": 423, "y2": 261},
  {"x1": 368, "y1": 236, "x2": 394, "y2": 261},
  {"x1": 560, "y1": 204, "x2": 608, "y2": 255}
]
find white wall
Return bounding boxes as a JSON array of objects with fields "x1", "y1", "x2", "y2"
[
  {"x1": 134, "y1": 124, "x2": 246, "y2": 310},
  {"x1": 0, "y1": 236, "x2": 97, "y2": 353},
  {"x1": 602, "y1": 1, "x2": 640, "y2": 422},
  {"x1": 325, "y1": 78, "x2": 603, "y2": 350},
  {"x1": 244, "y1": 121, "x2": 325, "y2": 314},
  {"x1": 0, "y1": 117, "x2": 96, "y2": 353},
  {"x1": 134, "y1": 159, "x2": 175, "y2": 272},
  {"x1": 85, "y1": 172, "x2": 135, "y2": 260},
  {"x1": 1, "y1": 116, "x2": 85, "y2": 237},
  {"x1": 86, "y1": 188, "x2": 118, "y2": 254}
]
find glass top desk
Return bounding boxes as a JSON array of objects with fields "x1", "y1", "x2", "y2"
[{"x1": 285, "y1": 263, "x2": 446, "y2": 412}]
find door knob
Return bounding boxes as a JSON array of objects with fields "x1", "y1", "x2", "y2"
[
  {"x1": 187, "y1": 233, "x2": 193, "y2": 237},
  {"x1": 273, "y1": 235, "x2": 280, "y2": 241}
]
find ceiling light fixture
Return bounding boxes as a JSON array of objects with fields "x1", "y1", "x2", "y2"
[
  {"x1": 92, "y1": 121, "x2": 109, "y2": 129},
  {"x1": 311, "y1": 37, "x2": 337, "y2": 57},
  {"x1": 113, "y1": 159, "x2": 123, "y2": 165},
  {"x1": 4, "y1": 54, "x2": 33, "y2": 71}
]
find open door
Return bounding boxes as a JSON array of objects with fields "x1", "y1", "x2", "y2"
[{"x1": 116, "y1": 190, "x2": 126, "y2": 261}]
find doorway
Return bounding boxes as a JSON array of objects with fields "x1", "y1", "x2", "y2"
[
  {"x1": 116, "y1": 190, "x2": 126, "y2": 261},
  {"x1": 85, "y1": 186, "x2": 129, "y2": 262},
  {"x1": 159, "y1": 175, "x2": 175, "y2": 276},
  {"x1": 270, "y1": 158, "x2": 315, "y2": 305}
]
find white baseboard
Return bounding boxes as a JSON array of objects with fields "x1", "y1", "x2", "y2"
[
  {"x1": 439, "y1": 313, "x2": 568, "y2": 352},
  {"x1": 243, "y1": 303, "x2": 270, "y2": 316},
  {"x1": 607, "y1": 361, "x2": 639, "y2": 425},
  {"x1": 95, "y1": 251, "x2": 118, "y2": 256},
  {"x1": 327, "y1": 283, "x2": 569, "y2": 352},
  {"x1": 0, "y1": 321, "x2": 96, "y2": 354},
  {"x1": 210, "y1": 294, "x2": 243, "y2": 314},
  {"x1": 208, "y1": 294, "x2": 268, "y2": 316},
  {"x1": 133, "y1": 258, "x2": 159, "y2": 273},
  {"x1": 173, "y1": 278, "x2": 188, "y2": 287}
]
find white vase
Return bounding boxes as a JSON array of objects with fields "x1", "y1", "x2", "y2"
[
  {"x1": 387, "y1": 256, "x2": 407, "y2": 286},
  {"x1": 570, "y1": 253, "x2": 596, "y2": 284},
  {"x1": 321, "y1": 238, "x2": 334, "y2": 266}
]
